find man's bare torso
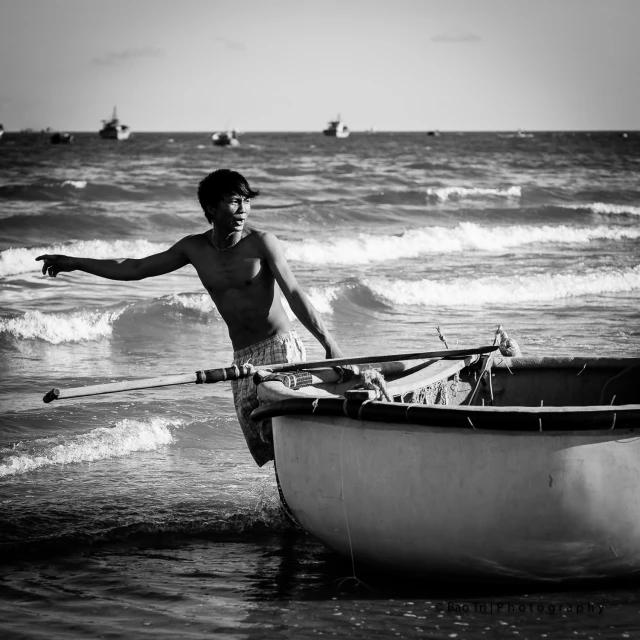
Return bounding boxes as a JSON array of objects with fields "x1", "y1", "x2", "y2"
[{"x1": 181, "y1": 228, "x2": 292, "y2": 351}]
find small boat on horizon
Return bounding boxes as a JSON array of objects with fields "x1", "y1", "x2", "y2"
[
  {"x1": 0, "y1": 123, "x2": 4, "y2": 139},
  {"x1": 99, "y1": 107, "x2": 131, "y2": 140},
  {"x1": 211, "y1": 130, "x2": 239, "y2": 147},
  {"x1": 51, "y1": 132, "x2": 74, "y2": 144},
  {"x1": 499, "y1": 129, "x2": 533, "y2": 139},
  {"x1": 323, "y1": 114, "x2": 349, "y2": 138},
  {"x1": 253, "y1": 347, "x2": 640, "y2": 583}
]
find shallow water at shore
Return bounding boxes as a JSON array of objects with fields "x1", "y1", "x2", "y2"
[{"x1": 3, "y1": 533, "x2": 640, "y2": 639}]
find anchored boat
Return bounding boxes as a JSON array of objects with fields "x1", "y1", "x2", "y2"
[
  {"x1": 211, "y1": 130, "x2": 239, "y2": 147},
  {"x1": 253, "y1": 352, "x2": 640, "y2": 583},
  {"x1": 99, "y1": 107, "x2": 131, "y2": 140},
  {"x1": 50, "y1": 132, "x2": 74, "y2": 144},
  {"x1": 323, "y1": 114, "x2": 349, "y2": 138}
]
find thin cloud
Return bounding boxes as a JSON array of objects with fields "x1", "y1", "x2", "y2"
[
  {"x1": 92, "y1": 47, "x2": 165, "y2": 66},
  {"x1": 216, "y1": 36, "x2": 245, "y2": 52},
  {"x1": 431, "y1": 30, "x2": 481, "y2": 43}
]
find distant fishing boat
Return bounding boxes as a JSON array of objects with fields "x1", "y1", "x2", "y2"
[
  {"x1": 0, "y1": 123, "x2": 4, "y2": 139},
  {"x1": 498, "y1": 129, "x2": 534, "y2": 139},
  {"x1": 323, "y1": 114, "x2": 349, "y2": 138},
  {"x1": 50, "y1": 132, "x2": 74, "y2": 144},
  {"x1": 211, "y1": 130, "x2": 239, "y2": 147},
  {"x1": 99, "y1": 107, "x2": 131, "y2": 140}
]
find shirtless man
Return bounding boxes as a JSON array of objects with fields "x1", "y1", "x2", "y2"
[{"x1": 36, "y1": 168, "x2": 344, "y2": 466}]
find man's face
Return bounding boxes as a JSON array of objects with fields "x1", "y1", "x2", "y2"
[{"x1": 209, "y1": 193, "x2": 251, "y2": 233}]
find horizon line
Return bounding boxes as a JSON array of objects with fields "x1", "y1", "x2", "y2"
[{"x1": 4, "y1": 128, "x2": 639, "y2": 134}]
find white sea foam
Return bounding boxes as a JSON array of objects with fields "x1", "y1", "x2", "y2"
[
  {"x1": 0, "y1": 308, "x2": 124, "y2": 343},
  {"x1": 275, "y1": 287, "x2": 340, "y2": 322},
  {"x1": 364, "y1": 265, "x2": 640, "y2": 307},
  {"x1": 283, "y1": 224, "x2": 640, "y2": 265},
  {"x1": 0, "y1": 417, "x2": 179, "y2": 477},
  {"x1": 0, "y1": 239, "x2": 169, "y2": 277},
  {"x1": 426, "y1": 186, "x2": 521, "y2": 201},
  {"x1": 306, "y1": 286, "x2": 340, "y2": 315},
  {"x1": 562, "y1": 202, "x2": 640, "y2": 216},
  {"x1": 61, "y1": 180, "x2": 88, "y2": 189},
  {"x1": 163, "y1": 293, "x2": 217, "y2": 313}
]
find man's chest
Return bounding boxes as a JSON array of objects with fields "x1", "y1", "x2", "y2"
[{"x1": 192, "y1": 252, "x2": 267, "y2": 293}]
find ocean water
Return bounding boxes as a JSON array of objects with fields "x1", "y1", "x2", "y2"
[{"x1": 1, "y1": 130, "x2": 639, "y2": 638}]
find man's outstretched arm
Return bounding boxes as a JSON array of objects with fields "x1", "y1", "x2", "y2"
[
  {"x1": 262, "y1": 232, "x2": 344, "y2": 359},
  {"x1": 37, "y1": 239, "x2": 191, "y2": 280}
]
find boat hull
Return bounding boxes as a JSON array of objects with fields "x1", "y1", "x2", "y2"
[
  {"x1": 323, "y1": 130, "x2": 349, "y2": 138},
  {"x1": 99, "y1": 129, "x2": 130, "y2": 140},
  {"x1": 273, "y1": 414, "x2": 640, "y2": 582},
  {"x1": 254, "y1": 356, "x2": 640, "y2": 582},
  {"x1": 212, "y1": 138, "x2": 239, "y2": 147}
]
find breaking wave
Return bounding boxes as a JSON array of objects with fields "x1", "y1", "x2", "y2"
[
  {"x1": 425, "y1": 185, "x2": 522, "y2": 201},
  {"x1": 162, "y1": 292, "x2": 217, "y2": 313},
  {"x1": 283, "y1": 223, "x2": 640, "y2": 265},
  {"x1": 561, "y1": 202, "x2": 640, "y2": 217},
  {"x1": 363, "y1": 265, "x2": 640, "y2": 307},
  {"x1": 0, "y1": 239, "x2": 169, "y2": 277},
  {"x1": 0, "y1": 308, "x2": 125, "y2": 343},
  {"x1": 0, "y1": 417, "x2": 179, "y2": 477}
]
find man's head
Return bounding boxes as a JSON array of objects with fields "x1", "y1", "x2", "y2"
[{"x1": 197, "y1": 169, "x2": 260, "y2": 223}]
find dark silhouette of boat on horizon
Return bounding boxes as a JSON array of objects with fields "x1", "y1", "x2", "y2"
[
  {"x1": 51, "y1": 132, "x2": 74, "y2": 144},
  {"x1": 99, "y1": 107, "x2": 131, "y2": 140}
]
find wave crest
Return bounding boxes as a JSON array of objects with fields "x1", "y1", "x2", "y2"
[
  {"x1": 562, "y1": 202, "x2": 640, "y2": 217},
  {"x1": 0, "y1": 308, "x2": 124, "y2": 343},
  {"x1": 0, "y1": 417, "x2": 179, "y2": 477},
  {"x1": 283, "y1": 223, "x2": 640, "y2": 265},
  {"x1": 0, "y1": 239, "x2": 169, "y2": 277},
  {"x1": 426, "y1": 186, "x2": 522, "y2": 201},
  {"x1": 364, "y1": 265, "x2": 640, "y2": 307}
]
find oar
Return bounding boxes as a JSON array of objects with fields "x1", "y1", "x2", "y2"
[{"x1": 42, "y1": 345, "x2": 498, "y2": 403}]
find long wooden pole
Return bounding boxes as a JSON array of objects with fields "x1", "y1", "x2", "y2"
[
  {"x1": 42, "y1": 345, "x2": 498, "y2": 403},
  {"x1": 264, "y1": 345, "x2": 497, "y2": 371}
]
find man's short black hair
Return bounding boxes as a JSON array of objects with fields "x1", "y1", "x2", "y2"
[{"x1": 197, "y1": 169, "x2": 260, "y2": 223}]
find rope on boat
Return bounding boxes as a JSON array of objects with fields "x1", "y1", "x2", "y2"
[
  {"x1": 436, "y1": 325, "x2": 449, "y2": 349},
  {"x1": 359, "y1": 368, "x2": 392, "y2": 401},
  {"x1": 496, "y1": 324, "x2": 522, "y2": 357},
  {"x1": 335, "y1": 427, "x2": 375, "y2": 593},
  {"x1": 495, "y1": 356, "x2": 515, "y2": 375}
]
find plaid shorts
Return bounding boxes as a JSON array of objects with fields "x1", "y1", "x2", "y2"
[{"x1": 231, "y1": 330, "x2": 306, "y2": 466}]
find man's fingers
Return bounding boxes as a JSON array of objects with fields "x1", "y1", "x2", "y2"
[{"x1": 36, "y1": 255, "x2": 57, "y2": 276}]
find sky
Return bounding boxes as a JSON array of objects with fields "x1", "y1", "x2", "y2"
[{"x1": 1, "y1": 0, "x2": 639, "y2": 132}]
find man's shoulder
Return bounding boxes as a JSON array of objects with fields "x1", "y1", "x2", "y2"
[
  {"x1": 173, "y1": 231, "x2": 209, "y2": 249},
  {"x1": 245, "y1": 227, "x2": 280, "y2": 247}
]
